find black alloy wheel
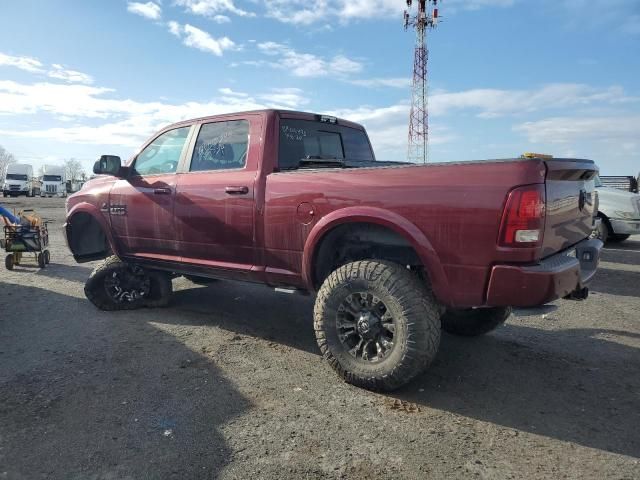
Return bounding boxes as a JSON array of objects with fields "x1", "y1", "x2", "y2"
[
  {"x1": 104, "y1": 265, "x2": 151, "y2": 304},
  {"x1": 337, "y1": 292, "x2": 396, "y2": 363}
]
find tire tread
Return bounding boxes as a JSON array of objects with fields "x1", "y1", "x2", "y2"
[{"x1": 314, "y1": 260, "x2": 441, "y2": 391}]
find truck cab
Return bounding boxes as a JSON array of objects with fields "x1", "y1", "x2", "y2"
[
  {"x1": 41, "y1": 165, "x2": 67, "y2": 198},
  {"x1": 3, "y1": 164, "x2": 38, "y2": 197}
]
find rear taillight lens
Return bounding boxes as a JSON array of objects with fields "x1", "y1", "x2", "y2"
[{"x1": 499, "y1": 184, "x2": 546, "y2": 247}]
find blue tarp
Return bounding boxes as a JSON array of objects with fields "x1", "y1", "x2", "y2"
[{"x1": 0, "y1": 204, "x2": 20, "y2": 224}]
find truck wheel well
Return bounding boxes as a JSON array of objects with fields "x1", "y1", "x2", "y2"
[
  {"x1": 313, "y1": 223, "x2": 423, "y2": 289},
  {"x1": 68, "y1": 212, "x2": 111, "y2": 262}
]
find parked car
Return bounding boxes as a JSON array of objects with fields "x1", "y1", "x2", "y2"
[
  {"x1": 593, "y1": 175, "x2": 640, "y2": 243},
  {"x1": 64, "y1": 109, "x2": 603, "y2": 390}
]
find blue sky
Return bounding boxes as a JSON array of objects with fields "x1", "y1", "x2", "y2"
[{"x1": 0, "y1": 0, "x2": 638, "y2": 175}]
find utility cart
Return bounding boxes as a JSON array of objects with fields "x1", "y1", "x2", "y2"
[{"x1": 1, "y1": 208, "x2": 50, "y2": 270}]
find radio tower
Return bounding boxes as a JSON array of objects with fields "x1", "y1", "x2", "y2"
[{"x1": 404, "y1": 0, "x2": 439, "y2": 163}]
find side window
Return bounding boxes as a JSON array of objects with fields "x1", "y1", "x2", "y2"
[
  {"x1": 190, "y1": 120, "x2": 249, "y2": 172},
  {"x1": 133, "y1": 126, "x2": 190, "y2": 176}
]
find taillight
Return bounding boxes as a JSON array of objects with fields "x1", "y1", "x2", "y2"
[{"x1": 499, "y1": 184, "x2": 546, "y2": 247}]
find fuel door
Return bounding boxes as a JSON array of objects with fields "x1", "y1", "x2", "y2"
[{"x1": 296, "y1": 202, "x2": 316, "y2": 225}]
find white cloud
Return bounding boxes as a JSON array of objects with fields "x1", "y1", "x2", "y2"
[
  {"x1": 218, "y1": 87, "x2": 248, "y2": 97},
  {"x1": 47, "y1": 64, "x2": 94, "y2": 85},
  {"x1": 264, "y1": 0, "x2": 330, "y2": 25},
  {"x1": 514, "y1": 116, "x2": 640, "y2": 145},
  {"x1": 213, "y1": 14, "x2": 231, "y2": 23},
  {"x1": 0, "y1": 79, "x2": 309, "y2": 147},
  {"x1": 167, "y1": 21, "x2": 182, "y2": 36},
  {"x1": 430, "y1": 84, "x2": 637, "y2": 118},
  {"x1": 259, "y1": 88, "x2": 309, "y2": 108},
  {"x1": 167, "y1": 23, "x2": 235, "y2": 56},
  {"x1": 174, "y1": 0, "x2": 254, "y2": 18},
  {"x1": 263, "y1": 0, "x2": 516, "y2": 25},
  {"x1": 329, "y1": 55, "x2": 362, "y2": 74},
  {"x1": 0, "y1": 52, "x2": 94, "y2": 85},
  {"x1": 256, "y1": 42, "x2": 362, "y2": 78},
  {"x1": 1, "y1": 75, "x2": 637, "y2": 171},
  {"x1": 513, "y1": 115, "x2": 640, "y2": 170},
  {"x1": 0, "y1": 52, "x2": 43, "y2": 73},
  {"x1": 349, "y1": 77, "x2": 410, "y2": 89},
  {"x1": 329, "y1": 82, "x2": 638, "y2": 161},
  {"x1": 127, "y1": 1, "x2": 162, "y2": 20}
]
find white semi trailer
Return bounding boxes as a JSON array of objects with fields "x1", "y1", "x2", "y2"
[
  {"x1": 41, "y1": 165, "x2": 67, "y2": 198},
  {"x1": 2, "y1": 164, "x2": 40, "y2": 197}
]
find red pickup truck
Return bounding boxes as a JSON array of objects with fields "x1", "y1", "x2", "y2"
[{"x1": 65, "y1": 109, "x2": 602, "y2": 390}]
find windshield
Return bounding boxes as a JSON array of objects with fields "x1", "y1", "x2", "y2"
[
  {"x1": 278, "y1": 119, "x2": 375, "y2": 170},
  {"x1": 6, "y1": 173, "x2": 27, "y2": 181},
  {"x1": 594, "y1": 175, "x2": 603, "y2": 187},
  {"x1": 43, "y1": 175, "x2": 62, "y2": 181}
]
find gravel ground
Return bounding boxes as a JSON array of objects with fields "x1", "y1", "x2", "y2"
[{"x1": 0, "y1": 197, "x2": 639, "y2": 480}]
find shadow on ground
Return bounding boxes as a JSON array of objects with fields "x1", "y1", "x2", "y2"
[
  {"x1": 0, "y1": 281, "x2": 250, "y2": 479},
  {"x1": 168, "y1": 280, "x2": 640, "y2": 459},
  {"x1": 35, "y1": 263, "x2": 94, "y2": 283},
  {"x1": 600, "y1": 239, "x2": 640, "y2": 264},
  {"x1": 589, "y1": 267, "x2": 640, "y2": 297}
]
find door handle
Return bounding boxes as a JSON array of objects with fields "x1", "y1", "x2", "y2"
[
  {"x1": 225, "y1": 186, "x2": 249, "y2": 195},
  {"x1": 153, "y1": 187, "x2": 171, "y2": 195}
]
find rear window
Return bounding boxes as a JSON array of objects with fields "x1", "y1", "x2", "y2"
[{"x1": 278, "y1": 119, "x2": 374, "y2": 170}]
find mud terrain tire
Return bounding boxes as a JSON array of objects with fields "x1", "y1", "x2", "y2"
[
  {"x1": 85, "y1": 256, "x2": 172, "y2": 311},
  {"x1": 441, "y1": 307, "x2": 512, "y2": 336},
  {"x1": 314, "y1": 260, "x2": 441, "y2": 391}
]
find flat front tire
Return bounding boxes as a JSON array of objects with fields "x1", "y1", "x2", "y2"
[
  {"x1": 84, "y1": 256, "x2": 173, "y2": 311},
  {"x1": 314, "y1": 260, "x2": 441, "y2": 391},
  {"x1": 441, "y1": 307, "x2": 512, "y2": 336}
]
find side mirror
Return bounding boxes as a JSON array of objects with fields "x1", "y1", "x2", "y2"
[{"x1": 93, "y1": 155, "x2": 123, "y2": 176}]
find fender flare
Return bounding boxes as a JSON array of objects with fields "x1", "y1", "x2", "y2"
[
  {"x1": 302, "y1": 206, "x2": 450, "y2": 303},
  {"x1": 66, "y1": 202, "x2": 120, "y2": 258}
]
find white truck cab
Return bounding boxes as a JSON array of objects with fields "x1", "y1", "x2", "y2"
[
  {"x1": 41, "y1": 165, "x2": 67, "y2": 198},
  {"x1": 2, "y1": 164, "x2": 38, "y2": 197},
  {"x1": 594, "y1": 175, "x2": 640, "y2": 243}
]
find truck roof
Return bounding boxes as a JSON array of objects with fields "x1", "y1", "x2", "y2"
[
  {"x1": 163, "y1": 109, "x2": 366, "y2": 132},
  {"x1": 6, "y1": 163, "x2": 32, "y2": 171}
]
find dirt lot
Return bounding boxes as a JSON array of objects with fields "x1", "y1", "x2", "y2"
[{"x1": 0, "y1": 196, "x2": 638, "y2": 479}]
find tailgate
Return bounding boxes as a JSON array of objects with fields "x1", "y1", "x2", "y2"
[{"x1": 542, "y1": 158, "x2": 598, "y2": 257}]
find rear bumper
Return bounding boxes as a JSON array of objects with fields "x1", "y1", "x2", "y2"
[
  {"x1": 609, "y1": 218, "x2": 640, "y2": 236},
  {"x1": 486, "y1": 238, "x2": 603, "y2": 307}
]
